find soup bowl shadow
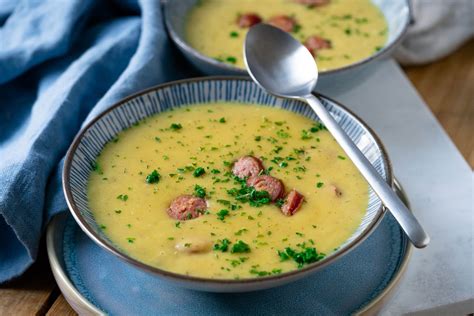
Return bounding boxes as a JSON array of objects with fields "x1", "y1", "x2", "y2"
[
  {"x1": 162, "y1": 0, "x2": 411, "y2": 82},
  {"x1": 63, "y1": 77, "x2": 392, "y2": 292}
]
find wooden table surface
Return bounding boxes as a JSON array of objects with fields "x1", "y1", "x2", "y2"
[{"x1": 1, "y1": 40, "x2": 472, "y2": 315}]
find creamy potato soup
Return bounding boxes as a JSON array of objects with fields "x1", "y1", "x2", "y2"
[
  {"x1": 185, "y1": 0, "x2": 388, "y2": 71},
  {"x1": 88, "y1": 103, "x2": 368, "y2": 279}
]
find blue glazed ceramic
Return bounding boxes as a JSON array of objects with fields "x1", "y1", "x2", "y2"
[
  {"x1": 48, "y1": 203, "x2": 410, "y2": 315},
  {"x1": 63, "y1": 77, "x2": 392, "y2": 292},
  {"x1": 163, "y1": 0, "x2": 411, "y2": 77}
]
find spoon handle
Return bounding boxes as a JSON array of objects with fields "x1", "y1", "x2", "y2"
[{"x1": 305, "y1": 94, "x2": 429, "y2": 248}]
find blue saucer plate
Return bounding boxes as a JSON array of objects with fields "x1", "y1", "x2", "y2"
[{"x1": 47, "y1": 180, "x2": 412, "y2": 315}]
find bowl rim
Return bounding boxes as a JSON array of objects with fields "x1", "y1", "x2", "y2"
[
  {"x1": 63, "y1": 76, "x2": 393, "y2": 286},
  {"x1": 162, "y1": 0, "x2": 412, "y2": 76}
]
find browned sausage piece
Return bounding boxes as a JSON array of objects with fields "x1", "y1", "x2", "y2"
[
  {"x1": 281, "y1": 189, "x2": 304, "y2": 216},
  {"x1": 304, "y1": 35, "x2": 332, "y2": 57},
  {"x1": 232, "y1": 156, "x2": 264, "y2": 179},
  {"x1": 294, "y1": 0, "x2": 330, "y2": 7},
  {"x1": 167, "y1": 195, "x2": 207, "y2": 220},
  {"x1": 237, "y1": 13, "x2": 263, "y2": 28},
  {"x1": 247, "y1": 175, "x2": 284, "y2": 201},
  {"x1": 268, "y1": 15, "x2": 297, "y2": 33}
]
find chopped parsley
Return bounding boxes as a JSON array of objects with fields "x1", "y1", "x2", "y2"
[
  {"x1": 219, "y1": 117, "x2": 226, "y2": 123},
  {"x1": 145, "y1": 170, "x2": 161, "y2": 184},
  {"x1": 250, "y1": 268, "x2": 282, "y2": 277},
  {"x1": 230, "y1": 31, "x2": 239, "y2": 38},
  {"x1": 294, "y1": 148, "x2": 305, "y2": 155},
  {"x1": 292, "y1": 24, "x2": 302, "y2": 33},
  {"x1": 227, "y1": 177, "x2": 271, "y2": 207},
  {"x1": 193, "y1": 167, "x2": 206, "y2": 177},
  {"x1": 116, "y1": 194, "x2": 128, "y2": 201},
  {"x1": 234, "y1": 228, "x2": 248, "y2": 236},
  {"x1": 273, "y1": 146, "x2": 283, "y2": 153},
  {"x1": 216, "y1": 209, "x2": 230, "y2": 221},
  {"x1": 193, "y1": 184, "x2": 206, "y2": 198},
  {"x1": 301, "y1": 129, "x2": 312, "y2": 140},
  {"x1": 91, "y1": 161, "x2": 103, "y2": 174},
  {"x1": 211, "y1": 169, "x2": 220, "y2": 174},
  {"x1": 316, "y1": 182, "x2": 324, "y2": 188},
  {"x1": 337, "y1": 155, "x2": 346, "y2": 160},
  {"x1": 254, "y1": 136, "x2": 261, "y2": 141},
  {"x1": 170, "y1": 123, "x2": 182, "y2": 130},
  {"x1": 126, "y1": 237, "x2": 136, "y2": 244},
  {"x1": 277, "y1": 246, "x2": 325, "y2": 268},
  {"x1": 213, "y1": 238, "x2": 231, "y2": 252},
  {"x1": 231, "y1": 240, "x2": 251, "y2": 253},
  {"x1": 226, "y1": 56, "x2": 237, "y2": 64},
  {"x1": 310, "y1": 122, "x2": 326, "y2": 133},
  {"x1": 276, "y1": 130, "x2": 290, "y2": 138}
]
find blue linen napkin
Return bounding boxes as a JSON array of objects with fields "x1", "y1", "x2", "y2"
[{"x1": 0, "y1": 0, "x2": 195, "y2": 283}]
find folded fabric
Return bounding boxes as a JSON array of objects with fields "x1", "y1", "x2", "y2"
[
  {"x1": 0, "y1": 0, "x2": 195, "y2": 283},
  {"x1": 394, "y1": 0, "x2": 474, "y2": 65}
]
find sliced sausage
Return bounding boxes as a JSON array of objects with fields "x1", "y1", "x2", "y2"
[
  {"x1": 294, "y1": 0, "x2": 330, "y2": 7},
  {"x1": 268, "y1": 15, "x2": 297, "y2": 33},
  {"x1": 304, "y1": 35, "x2": 332, "y2": 56},
  {"x1": 247, "y1": 175, "x2": 284, "y2": 201},
  {"x1": 237, "y1": 13, "x2": 263, "y2": 28},
  {"x1": 281, "y1": 189, "x2": 304, "y2": 216},
  {"x1": 232, "y1": 156, "x2": 264, "y2": 179},
  {"x1": 167, "y1": 195, "x2": 207, "y2": 220}
]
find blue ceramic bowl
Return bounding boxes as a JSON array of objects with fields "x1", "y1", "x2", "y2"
[
  {"x1": 63, "y1": 77, "x2": 392, "y2": 292},
  {"x1": 163, "y1": 0, "x2": 411, "y2": 78}
]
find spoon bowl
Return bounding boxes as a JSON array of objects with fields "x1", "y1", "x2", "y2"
[
  {"x1": 245, "y1": 24, "x2": 318, "y2": 98},
  {"x1": 245, "y1": 24, "x2": 429, "y2": 248}
]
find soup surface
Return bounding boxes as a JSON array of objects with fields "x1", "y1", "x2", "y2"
[
  {"x1": 88, "y1": 103, "x2": 368, "y2": 279},
  {"x1": 185, "y1": 0, "x2": 388, "y2": 71}
]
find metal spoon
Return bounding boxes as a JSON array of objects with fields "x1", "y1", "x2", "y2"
[{"x1": 244, "y1": 24, "x2": 429, "y2": 248}]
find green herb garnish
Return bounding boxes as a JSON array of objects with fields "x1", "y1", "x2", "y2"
[
  {"x1": 235, "y1": 228, "x2": 248, "y2": 236},
  {"x1": 170, "y1": 123, "x2": 182, "y2": 130},
  {"x1": 213, "y1": 238, "x2": 231, "y2": 252},
  {"x1": 226, "y1": 56, "x2": 237, "y2": 64},
  {"x1": 227, "y1": 178, "x2": 271, "y2": 207},
  {"x1": 194, "y1": 184, "x2": 206, "y2": 198},
  {"x1": 301, "y1": 129, "x2": 312, "y2": 140},
  {"x1": 117, "y1": 194, "x2": 128, "y2": 201},
  {"x1": 193, "y1": 167, "x2": 205, "y2": 177},
  {"x1": 91, "y1": 161, "x2": 103, "y2": 174},
  {"x1": 145, "y1": 170, "x2": 161, "y2": 184},
  {"x1": 216, "y1": 209, "x2": 230, "y2": 221},
  {"x1": 277, "y1": 246, "x2": 325, "y2": 268},
  {"x1": 231, "y1": 240, "x2": 251, "y2": 253}
]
